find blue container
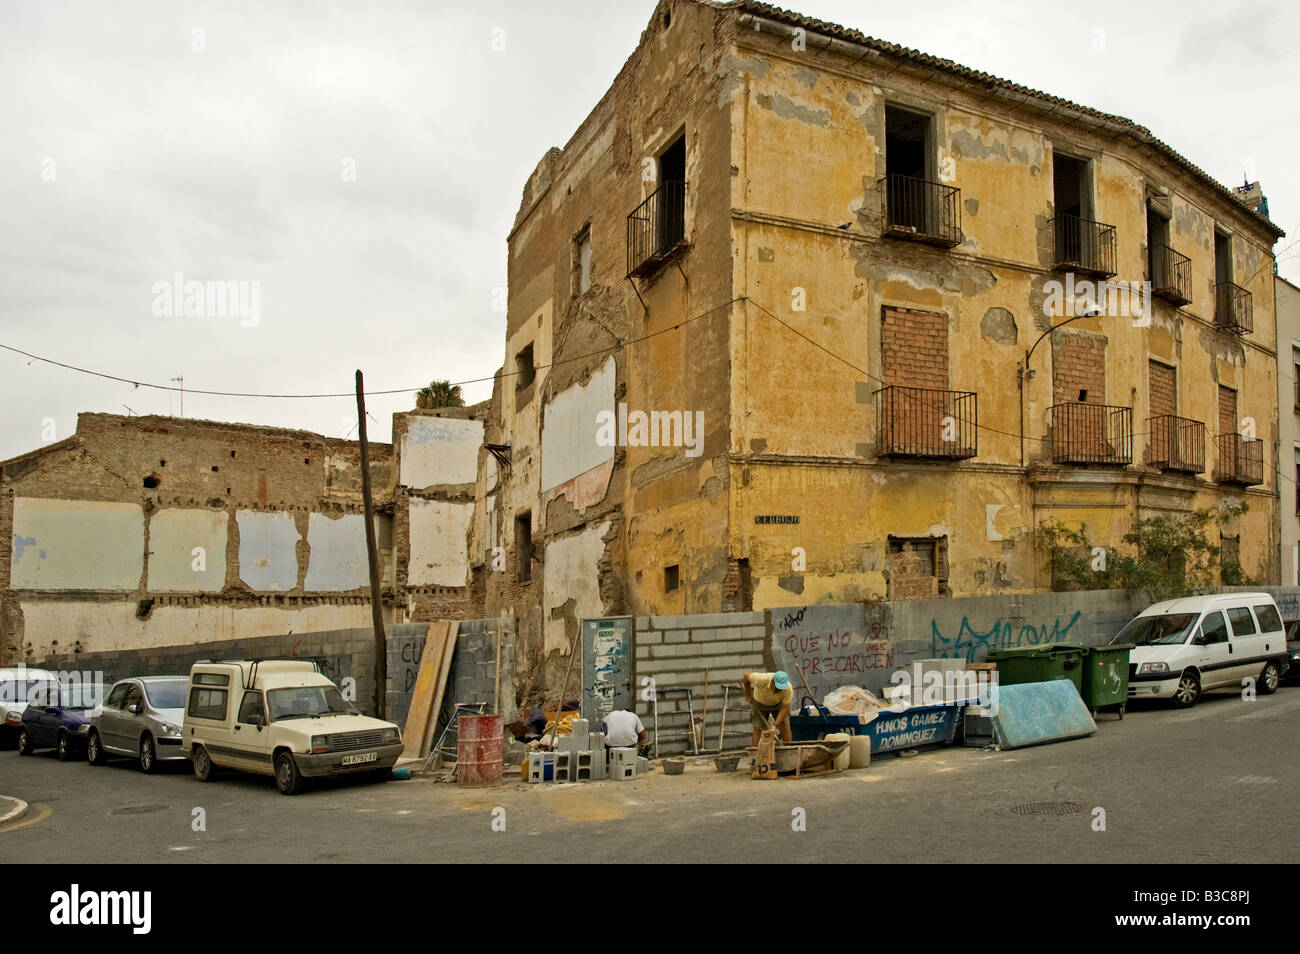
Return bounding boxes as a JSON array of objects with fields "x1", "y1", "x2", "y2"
[{"x1": 791, "y1": 702, "x2": 962, "y2": 754}]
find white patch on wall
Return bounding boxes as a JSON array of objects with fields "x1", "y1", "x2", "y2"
[
  {"x1": 148, "y1": 508, "x2": 228, "y2": 592},
  {"x1": 400, "y1": 416, "x2": 483, "y2": 488},
  {"x1": 407, "y1": 498, "x2": 473, "y2": 587},
  {"x1": 543, "y1": 521, "x2": 611, "y2": 654},
  {"x1": 236, "y1": 511, "x2": 300, "y2": 592},
  {"x1": 10, "y1": 498, "x2": 144, "y2": 590},
  {"x1": 304, "y1": 513, "x2": 370, "y2": 591},
  {"x1": 541, "y1": 356, "x2": 615, "y2": 492}
]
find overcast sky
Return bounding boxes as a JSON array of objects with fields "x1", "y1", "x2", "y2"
[{"x1": 1, "y1": 0, "x2": 1295, "y2": 462}]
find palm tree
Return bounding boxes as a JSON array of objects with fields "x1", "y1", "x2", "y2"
[{"x1": 415, "y1": 379, "x2": 464, "y2": 409}]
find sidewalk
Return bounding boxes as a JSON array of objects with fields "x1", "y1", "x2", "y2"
[{"x1": 0, "y1": 795, "x2": 29, "y2": 826}]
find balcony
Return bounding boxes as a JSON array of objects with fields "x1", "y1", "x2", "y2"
[
  {"x1": 878, "y1": 174, "x2": 962, "y2": 248},
  {"x1": 1149, "y1": 244, "x2": 1192, "y2": 306},
  {"x1": 1215, "y1": 282, "x2": 1253, "y2": 335},
  {"x1": 626, "y1": 180, "x2": 686, "y2": 278},
  {"x1": 1216, "y1": 433, "x2": 1263, "y2": 486},
  {"x1": 1052, "y1": 213, "x2": 1117, "y2": 278},
  {"x1": 1049, "y1": 402, "x2": 1132, "y2": 465},
  {"x1": 1147, "y1": 415, "x2": 1205, "y2": 474},
  {"x1": 875, "y1": 387, "x2": 977, "y2": 459}
]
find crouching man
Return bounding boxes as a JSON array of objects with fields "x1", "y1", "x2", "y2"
[{"x1": 743, "y1": 670, "x2": 793, "y2": 745}]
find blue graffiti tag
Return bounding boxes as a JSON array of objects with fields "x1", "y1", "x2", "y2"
[
  {"x1": 11, "y1": 535, "x2": 37, "y2": 561},
  {"x1": 930, "y1": 611, "x2": 1082, "y2": 662}
]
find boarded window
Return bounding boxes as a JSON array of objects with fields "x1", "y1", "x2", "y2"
[{"x1": 887, "y1": 536, "x2": 949, "y2": 600}]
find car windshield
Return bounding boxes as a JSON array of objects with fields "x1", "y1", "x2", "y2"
[
  {"x1": 142, "y1": 680, "x2": 187, "y2": 709},
  {"x1": 1112, "y1": 613, "x2": 1198, "y2": 646},
  {"x1": 266, "y1": 686, "x2": 355, "y2": 721}
]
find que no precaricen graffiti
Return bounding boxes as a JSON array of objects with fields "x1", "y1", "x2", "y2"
[{"x1": 930, "y1": 610, "x2": 1082, "y2": 661}]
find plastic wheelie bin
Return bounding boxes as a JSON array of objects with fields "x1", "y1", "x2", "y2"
[
  {"x1": 985, "y1": 643, "x2": 1087, "y2": 697},
  {"x1": 1079, "y1": 643, "x2": 1132, "y2": 719}
]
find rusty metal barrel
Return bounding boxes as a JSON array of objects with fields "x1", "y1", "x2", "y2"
[{"x1": 456, "y1": 714, "x2": 504, "y2": 787}]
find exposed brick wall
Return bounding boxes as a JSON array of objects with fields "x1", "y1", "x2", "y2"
[
  {"x1": 1052, "y1": 333, "x2": 1107, "y2": 406},
  {"x1": 881, "y1": 307, "x2": 949, "y2": 389},
  {"x1": 886, "y1": 536, "x2": 950, "y2": 600},
  {"x1": 1149, "y1": 360, "x2": 1177, "y2": 419},
  {"x1": 1218, "y1": 385, "x2": 1237, "y2": 436}
]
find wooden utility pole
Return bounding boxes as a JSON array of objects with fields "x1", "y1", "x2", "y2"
[{"x1": 356, "y1": 370, "x2": 387, "y2": 720}]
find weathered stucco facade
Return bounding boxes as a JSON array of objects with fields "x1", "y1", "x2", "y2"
[
  {"x1": 473, "y1": 0, "x2": 1283, "y2": 690},
  {"x1": 0, "y1": 413, "x2": 396, "y2": 663}
]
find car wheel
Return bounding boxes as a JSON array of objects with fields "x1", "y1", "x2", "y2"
[
  {"x1": 1259, "y1": 661, "x2": 1281, "y2": 695},
  {"x1": 57, "y1": 732, "x2": 75, "y2": 761},
  {"x1": 16, "y1": 728, "x2": 33, "y2": 756},
  {"x1": 139, "y1": 734, "x2": 157, "y2": 774},
  {"x1": 87, "y1": 731, "x2": 108, "y2": 766},
  {"x1": 274, "y1": 750, "x2": 303, "y2": 796},
  {"x1": 1173, "y1": 670, "x2": 1201, "y2": 708},
  {"x1": 191, "y1": 745, "x2": 214, "y2": 782}
]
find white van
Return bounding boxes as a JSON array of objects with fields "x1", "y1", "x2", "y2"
[
  {"x1": 1113, "y1": 592, "x2": 1291, "y2": 707},
  {"x1": 180, "y1": 660, "x2": 402, "y2": 795}
]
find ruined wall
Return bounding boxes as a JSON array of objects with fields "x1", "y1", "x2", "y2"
[
  {"x1": 0, "y1": 413, "x2": 395, "y2": 664},
  {"x1": 727, "y1": 12, "x2": 1280, "y2": 604}
]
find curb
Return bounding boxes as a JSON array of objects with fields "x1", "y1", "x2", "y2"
[{"x1": 0, "y1": 795, "x2": 29, "y2": 826}]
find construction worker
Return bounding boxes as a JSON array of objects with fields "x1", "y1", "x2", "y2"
[
  {"x1": 743, "y1": 670, "x2": 793, "y2": 745},
  {"x1": 602, "y1": 708, "x2": 649, "y2": 757}
]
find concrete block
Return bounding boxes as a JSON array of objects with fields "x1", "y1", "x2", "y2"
[
  {"x1": 650, "y1": 615, "x2": 687, "y2": 630},
  {"x1": 664, "y1": 630, "x2": 690, "y2": 644},
  {"x1": 636, "y1": 645, "x2": 652, "y2": 660},
  {"x1": 635, "y1": 616, "x2": 651, "y2": 630},
  {"x1": 576, "y1": 751, "x2": 593, "y2": 767},
  {"x1": 576, "y1": 766, "x2": 592, "y2": 781},
  {"x1": 592, "y1": 755, "x2": 606, "y2": 780},
  {"x1": 636, "y1": 757, "x2": 650, "y2": 776},
  {"x1": 589, "y1": 732, "x2": 605, "y2": 751},
  {"x1": 613, "y1": 762, "x2": 636, "y2": 780},
  {"x1": 637, "y1": 631, "x2": 663, "y2": 645}
]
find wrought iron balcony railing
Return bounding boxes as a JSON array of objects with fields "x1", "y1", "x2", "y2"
[
  {"x1": 1147, "y1": 415, "x2": 1204, "y2": 474},
  {"x1": 1149, "y1": 244, "x2": 1192, "y2": 306},
  {"x1": 1216, "y1": 433, "x2": 1263, "y2": 486},
  {"x1": 1049, "y1": 402, "x2": 1132, "y2": 465},
  {"x1": 878, "y1": 174, "x2": 962, "y2": 248},
  {"x1": 875, "y1": 386, "x2": 977, "y2": 460},
  {"x1": 1215, "y1": 282, "x2": 1253, "y2": 335},
  {"x1": 626, "y1": 180, "x2": 686, "y2": 277},
  {"x1": 1052, "y1": 213, "x2": 1117, "y2": 278}
]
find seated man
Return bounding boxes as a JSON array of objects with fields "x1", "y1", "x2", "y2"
[
  {"x1": 601, "y1": 708, "x2": 648, "y2": 757},
  {"x1": 743, "y1": 671, "x2": 793, "y2": 745}
]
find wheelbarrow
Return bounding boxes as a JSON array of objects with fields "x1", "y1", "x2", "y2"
[{"x1": 745, "y1": 738, "x2": 849, "y2": 779}]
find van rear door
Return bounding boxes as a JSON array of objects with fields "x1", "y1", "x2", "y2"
[{"x1": 186, "y1": 671, "x2": 235, "y2": 767}]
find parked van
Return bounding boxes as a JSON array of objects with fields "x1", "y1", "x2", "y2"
[
  {"x1": 180, "y1": 660, "x2": 402, "y2": 795},
  {"x1": 1112, "y1": 592, "x2": 1291, "y2": 707}
]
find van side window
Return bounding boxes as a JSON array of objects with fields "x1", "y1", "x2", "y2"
[
  {"x1": 1198, "y1": 612, "x2": 1228, "y2": 644},
  {"x1": 237, "y1": 691, "x2": 266, "y2": 725},
  {"x1": 1253, "y1": 604, "x2": 1282, "y2": 633},
  {"x1": 1226, "y1": 607, "x2": 1257, "y2": 637},
  {"x1": 188, "y1": 687, "x2": 228, "y2": 721}
]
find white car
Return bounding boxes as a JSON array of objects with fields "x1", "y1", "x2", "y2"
[
  {"x1": 1115, "y1": 592, "x2": 1291, "y2": 707},
  {"x1": 0, "y1": 666, "x2": 60, "y2": 749},
  {"x1": 180, "y1": 660, "x2": 403, "y2": 795}
]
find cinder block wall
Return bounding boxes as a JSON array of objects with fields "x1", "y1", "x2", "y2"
[
  {"x1": 632, "y1": 611, "x2": 767, "y2": 757},
  {"x1": 384, "y1": 618, "x2": 515, "y2": 737}
]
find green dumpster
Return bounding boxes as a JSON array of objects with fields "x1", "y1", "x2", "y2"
[
  {"x1": 985, "y1": 643, "x2": 1087, "y2": 696},
  {"x1": 1079, "y1": 643, "x2": 1132, "y2": 719}
]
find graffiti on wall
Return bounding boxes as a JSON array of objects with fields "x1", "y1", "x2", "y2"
[
  {"x1": 772, "y1": 605, "x2": 890, "y2": 702},
  {"x1": 929, "y1": 611, "x2": 1082, "y2": 662}
]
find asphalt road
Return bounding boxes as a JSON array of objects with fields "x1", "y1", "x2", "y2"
[{"x1": 3, "y1": 685, "x2": 1298, "y2": 864}]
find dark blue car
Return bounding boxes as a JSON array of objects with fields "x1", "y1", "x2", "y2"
[{"x1": 15, "y1": 683, "x2": 93, "y2": 761}]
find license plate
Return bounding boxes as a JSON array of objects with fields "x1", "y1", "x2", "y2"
[{"x1": 341, "y1": 752, "x2": 378, "y2": 766}]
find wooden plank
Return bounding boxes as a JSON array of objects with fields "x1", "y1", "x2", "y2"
[
  {"x1": 426, "y1": 620, "x2": 459, "y2": 756},
  {"x1": 401, "y1": 621, "x2": 451, "y2": 759}
]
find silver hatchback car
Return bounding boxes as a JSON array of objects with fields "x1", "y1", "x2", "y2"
[{"x1": 88, "y1": 676, "x2": 189, "y2": 773}]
